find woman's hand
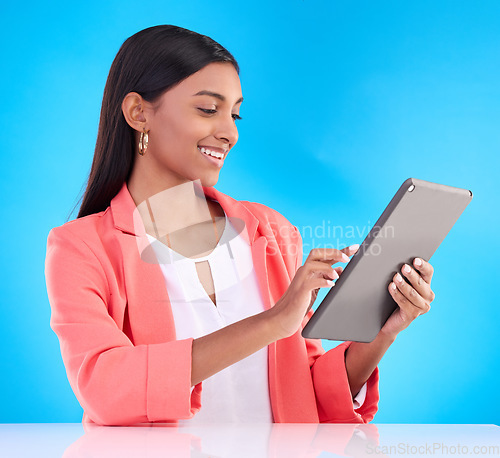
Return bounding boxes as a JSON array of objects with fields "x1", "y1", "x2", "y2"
[
  {"x1": 268, "y1": 245, "x2": 359, "y2": 340},
  {"x1": 380, "y1": 257, "x2": 436, "y2": 339}
]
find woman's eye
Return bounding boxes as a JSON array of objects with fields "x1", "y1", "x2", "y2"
[
  {"x1": 198, "y1": 108, "x2": 242, "y2": 122},
  {"x1": 199, "y1": 108, "x2": 217, "y2": 115}
]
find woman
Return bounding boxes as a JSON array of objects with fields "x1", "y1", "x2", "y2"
[{"x1": 45, "y1": 25, "x2": 435, "y2": 426}]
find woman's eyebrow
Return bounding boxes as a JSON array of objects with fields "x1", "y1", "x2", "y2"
[{"x1": 192, "y1": 90, "x2": 243, "y2": 105}]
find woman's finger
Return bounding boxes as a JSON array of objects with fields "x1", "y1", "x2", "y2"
[
  {"x1": 305, "y1": 245, "x2": 359, "y2": 264},
  {"x1": 400, "y1": 263, "x2": 435, "y2": 303},
  {"x1": 388, "y1": 282, "x2": 419, "y2": 320},
  {"x1": 305, "y1": 248, "x2": 349, "y2": 264},
  {"x1": 413, "y1": 258, "x2": 434, "y2": 284},
  {"x1": 303, "y1": 260, "x2": 339, "y2": 280},
  {"x1": 345, "y1": 244, "x2": 359, "y2": 255},
  {"x1": 391, "y1": 272, "x2": 431, "y2": 314}
]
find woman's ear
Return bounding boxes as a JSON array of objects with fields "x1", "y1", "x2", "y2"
[{"x1": 122, "y1": 92, "x2": 149, "y2": 132}]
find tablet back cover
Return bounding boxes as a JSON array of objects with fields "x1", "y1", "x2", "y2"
[{"x1": 301, "y1": 177, "x2": 472, "y2": 343}]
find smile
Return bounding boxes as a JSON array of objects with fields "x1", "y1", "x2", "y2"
[
  {"x1": 198, "y1": 147, "x2": 225, "y2": 168},
  {"x1": 198, "y1": 147, "x2": 225, "y2": 159}
]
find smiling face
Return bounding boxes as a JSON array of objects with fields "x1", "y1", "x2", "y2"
[{"x1": 126, "y1": 62, "x2": 243, "y2": 191}]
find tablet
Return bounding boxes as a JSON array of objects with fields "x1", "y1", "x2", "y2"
[{"x1": 301, "y1": 177, "x2": 473, "y2": 343}]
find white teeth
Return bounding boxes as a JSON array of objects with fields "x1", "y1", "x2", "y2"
[{"x1": 199, "y1": 147, "x2": 224, "y2": 159}]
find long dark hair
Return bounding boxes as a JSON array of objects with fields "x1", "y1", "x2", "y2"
[{"x1": 71, "y1": 25, "x2": 239, "y2": 220}]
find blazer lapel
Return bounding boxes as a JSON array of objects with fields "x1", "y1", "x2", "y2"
[{"x1": 109, "y1": 185, "x2": 176, "y2": 345}]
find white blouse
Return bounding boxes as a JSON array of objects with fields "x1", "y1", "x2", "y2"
[{"x1": 146, "y1": 203, "x2": 366, "y2": 423}]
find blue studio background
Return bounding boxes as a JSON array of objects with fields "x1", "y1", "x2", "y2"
[{"x1": 1, "y1": 0, "x2": 498, "y2": 424}]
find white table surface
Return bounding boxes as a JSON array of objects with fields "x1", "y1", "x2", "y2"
[{"x1": 0, "y1": 423, "x2": 498, "y2": 457}]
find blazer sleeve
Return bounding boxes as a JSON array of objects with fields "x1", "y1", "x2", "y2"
[
  {"x1": 292, "y1": 225, "x2": 380, "y2": 423},
  {"x1": 45, "y1": 226, "x2": 202, "y2": 426}
]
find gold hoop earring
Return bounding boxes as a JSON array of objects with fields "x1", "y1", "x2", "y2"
[{"x1": 139, "y1": 128, "x2": 149, "y2": 156}]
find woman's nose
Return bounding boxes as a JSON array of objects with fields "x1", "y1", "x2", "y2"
[{"x1": 214, "y1": 113, "x2": 238, "y2": 146}]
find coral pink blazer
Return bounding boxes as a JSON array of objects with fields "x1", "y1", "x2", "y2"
[{"x1": 45, "y1": 183, "x2": 379, "y2": 426}]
